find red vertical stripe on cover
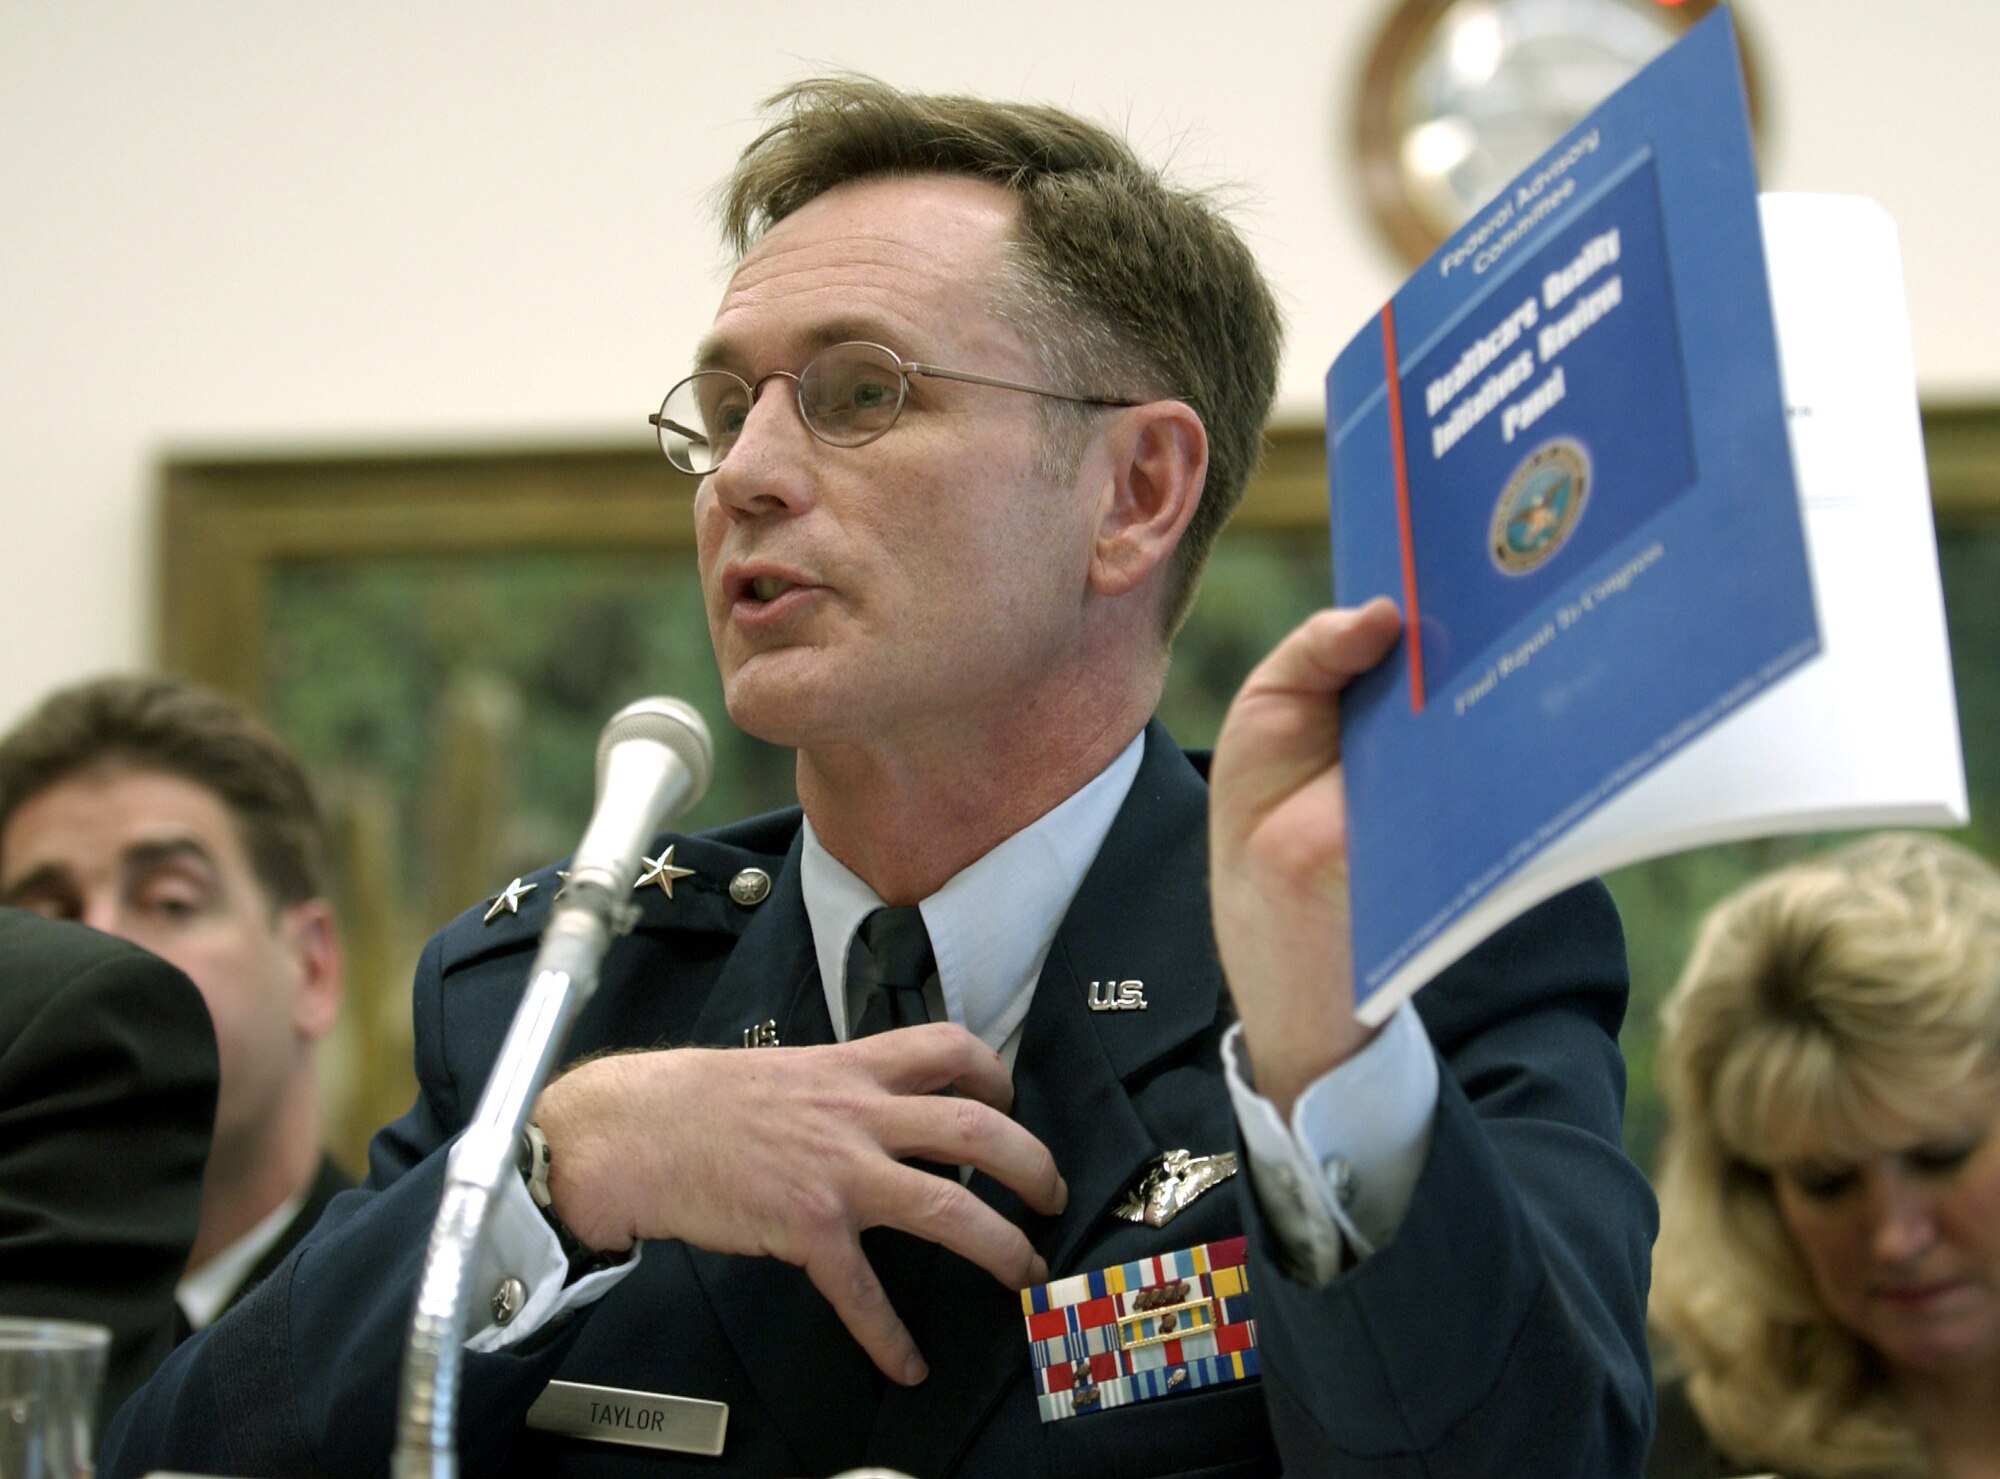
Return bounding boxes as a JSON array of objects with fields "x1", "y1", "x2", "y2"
[{"x1": 1380, "y1": 303, "x2": 1426, "y2": 712}]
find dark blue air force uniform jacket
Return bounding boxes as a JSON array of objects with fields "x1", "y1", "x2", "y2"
[{"x1": 105, "y1": 723, "x2": 1656, "y2": 1477}]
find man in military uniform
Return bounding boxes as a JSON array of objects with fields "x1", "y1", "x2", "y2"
[{"x1": 105, "y1": 79, "x2": 1655, "y2": 1477}]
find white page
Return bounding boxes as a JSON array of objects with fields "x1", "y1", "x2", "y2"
[{"x1": 1368, "y1": 195, "x2": 1967, "y2": 1022}]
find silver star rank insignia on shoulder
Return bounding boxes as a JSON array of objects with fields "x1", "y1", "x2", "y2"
[
  {"x1": 634, "y1": 846, "x2": 696, "y2": 899},
  {"x1": 1113, "y1": 1149, "x2": 1239, "y2": 1228},
  {"x1": 482, "y1": 876, "x2": 538, "y2": 924}
]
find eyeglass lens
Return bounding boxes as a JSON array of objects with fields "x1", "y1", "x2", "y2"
[{"x1": 656, "y1": 342, "x2": 910, "y2": 474}]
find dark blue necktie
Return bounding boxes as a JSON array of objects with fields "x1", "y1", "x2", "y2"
[
  {"x1": 849, "y1": 906, "x2": 935, "y2": 1038},
  {"x1": 849, "y1": 905, "x2": 948, "y2": 1381}
]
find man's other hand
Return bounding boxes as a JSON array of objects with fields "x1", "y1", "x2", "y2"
[{"x1": 530, "y1": 1023, "x2": 1067, "y2": 1386}]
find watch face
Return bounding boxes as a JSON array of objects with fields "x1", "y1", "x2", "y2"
[{"x1": 1355, "y1": 0, "x2": 1752, "y2": 265}]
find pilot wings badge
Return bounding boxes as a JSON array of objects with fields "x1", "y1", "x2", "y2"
[{"x1": 1113, "y1": 1149, "x2": 1239, "y2": 1228}]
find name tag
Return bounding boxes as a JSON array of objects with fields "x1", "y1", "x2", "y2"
[{"x1": 525, "y1": 1380, "x2": 728, "y2": 1456}]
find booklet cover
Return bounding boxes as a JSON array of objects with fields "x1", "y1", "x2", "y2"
[{"x1": 1326, "y1": 8, "x2": 1960, "y2": 1021}]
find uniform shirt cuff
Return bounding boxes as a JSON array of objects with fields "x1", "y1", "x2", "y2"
[
  {"x1": 1222, "y1": 1002, "x2": 1439, "y2": 1286},
  {"x1": 464, "y1": 1166, "x2": 638, "y2": 1353}
]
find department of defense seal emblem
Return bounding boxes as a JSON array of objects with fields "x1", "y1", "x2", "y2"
[{"x1": 1490, "y1": 438, "x2": 1590, "y2": 575}]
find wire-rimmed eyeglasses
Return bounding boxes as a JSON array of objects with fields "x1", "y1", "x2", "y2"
[{"x1": 649, "y1": 340, "x2": 1144, "y2": 476}]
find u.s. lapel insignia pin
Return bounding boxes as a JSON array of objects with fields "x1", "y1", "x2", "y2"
[
  {"x1": 1022, "y1": 1234, "x2": 1258, "y2": 1422},
  {"x1": 1113, "y1": 1149, "x2": 1239, "y2": 1228},
  {"x1": 1088, "y1": 979, "x2": 1148, "y2": 1012},
  {"x1": 741, "y1": 1019, "x2": 780, "y2": 1048},
  {"x1": 482, "y1": 876, "x2": 537, "y2": 924},
  {"x1": 634, "y1": 846, "x2": 696, "y2": 899}
]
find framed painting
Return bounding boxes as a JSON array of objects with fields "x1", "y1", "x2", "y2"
[{"x1": 157, "y1": 429, "x2": 1330, "y2": 1166}]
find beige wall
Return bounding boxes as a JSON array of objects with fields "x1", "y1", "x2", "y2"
[{"x1": 2, "y1": 0, "x2": 1994, "y2": 726}]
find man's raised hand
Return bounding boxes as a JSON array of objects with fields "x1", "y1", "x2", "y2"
[{"x1": 1207, "y1": 599, "x2": 1402, "y2": 1116}]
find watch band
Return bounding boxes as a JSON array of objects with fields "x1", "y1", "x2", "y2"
[
  {"x1": 521, "y1": 1120, "x2": 556, "y2": 1210},
  {"x1": 518, "y1": 1121, "x2": 618, "y2": 1279}
]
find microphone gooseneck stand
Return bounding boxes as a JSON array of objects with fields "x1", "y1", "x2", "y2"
[{"x1": 393, "y1": 698, "x2": 711, "y2": 1479}]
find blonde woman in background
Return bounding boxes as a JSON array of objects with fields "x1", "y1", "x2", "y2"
[{"x1": 1648, "y1": 832, "x2": 2000, "y2": 1479}]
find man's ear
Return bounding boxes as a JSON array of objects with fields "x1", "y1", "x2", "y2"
[
  {"x1": 280, "y1": 898, "x2": 344, "y2": 1043},
  {"x1": 1088, "y1": 401, "x2": 1209, "y2": 599}
]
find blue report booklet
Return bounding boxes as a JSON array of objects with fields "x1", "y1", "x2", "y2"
[{"x1": 1328, "y1": 8, "x2": 1962, "y2": 1021}]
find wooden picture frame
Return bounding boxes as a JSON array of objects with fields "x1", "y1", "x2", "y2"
[{"x1": 156, "y1": 427, "x2": 1332, "y2": 1166}]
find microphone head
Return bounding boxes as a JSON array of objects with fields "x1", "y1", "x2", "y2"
[{"x1": 595, "y1": 696, "x2": 713, "y2": 812}]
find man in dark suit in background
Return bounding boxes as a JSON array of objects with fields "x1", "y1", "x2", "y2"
[
  {"x1": 0, "y1": 905, "x2": 217, "y2": 1418},
  {"x1": 0, "y1": 677, "x2": 351, "y2": 1332},
  {"x1": 105, "y1": 80, "x2": 1656, "y2": 1476}
]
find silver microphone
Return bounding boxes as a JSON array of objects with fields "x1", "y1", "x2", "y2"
[{"x1": 562, "y1": 696, "x2": 714, "y2": 905}]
